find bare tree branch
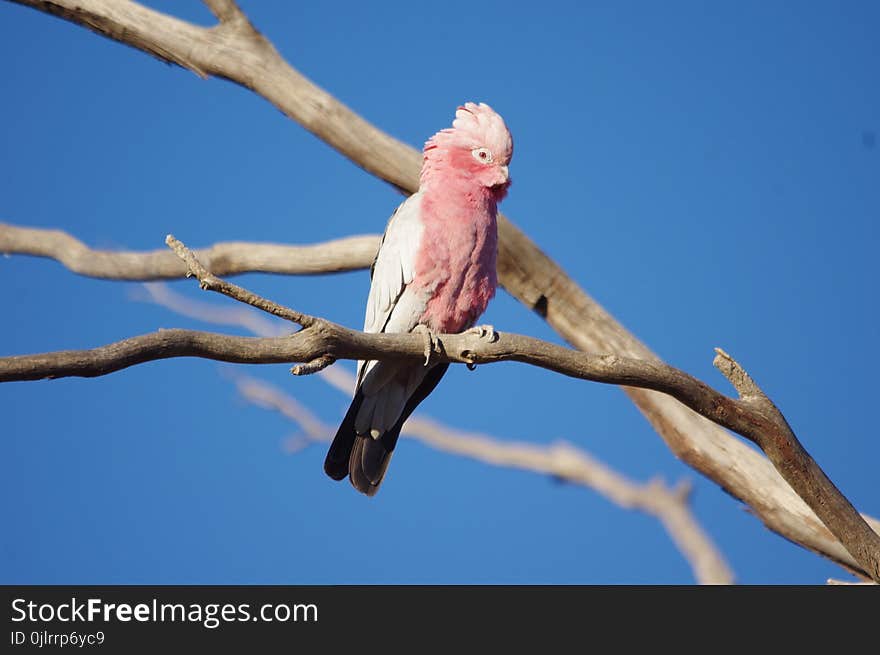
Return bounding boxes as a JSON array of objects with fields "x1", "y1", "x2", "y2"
[
  {"x1": 401, "y1": 420, "x2": 734, "y2": 586},
  {"x1": 290, "y1": 354, "x2": 336, "y2": 377},
  {"x1": 137, "y1": 281, "x2": 356, "y2": 391},
  {"x1": 0, "y1": 222, "x2": 379, "y2": 279},
  {"x1": 232, "y1": 374, "x2": 734, "y2": 585},
  {"x1": 3, "y1": 239, "x2": 879, "y2": 581},
  {"x1": 202, "y1": 0, "x2": 244, "y2": 25},
  {"x1": 136, "y1": 282, "x2": 285, "y2": 337},
  {"x1": 0, "y1": 313, "x2": 802, "y2": 397},
  {"x1": 164, "y1": 234, "x2": 315, "y2": 328},
  {"x1": 5, "y1": 0, "x2": 879, "y2": 577}
]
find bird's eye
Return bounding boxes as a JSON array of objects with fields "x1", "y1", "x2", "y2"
[{"x1": 471, "y1": 147, "x2": 493, "y2": 164}]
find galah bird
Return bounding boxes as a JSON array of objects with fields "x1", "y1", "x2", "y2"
[{"x1": 324, "y1": 102, "x2": 513, "y2": 496}]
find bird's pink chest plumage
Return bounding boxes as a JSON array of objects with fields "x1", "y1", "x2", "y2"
[{"x1": 412, "y1": 190, "x2": 498, "y2": 333}]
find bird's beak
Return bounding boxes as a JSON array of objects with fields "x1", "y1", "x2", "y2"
[{"x1": 499, "y1": 165, "x2": 509, "y2": 183}]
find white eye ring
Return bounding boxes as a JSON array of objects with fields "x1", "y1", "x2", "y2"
[{"x1": 471, "y1": 147, "x2": 493, "y2": 164}]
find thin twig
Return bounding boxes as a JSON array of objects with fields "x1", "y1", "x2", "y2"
[
  {"x1": 713, "y1": 348, "x2": 765, "y2": 399},
  {"x1": 165, "y1": 234, "x2": 315, "y2": 328},
  {"x1": 136, "y1": 282, "x2": 286, "y2": 337},
  {"x1": 290, "y1": 355, "x2": 335, "y2": 376}
]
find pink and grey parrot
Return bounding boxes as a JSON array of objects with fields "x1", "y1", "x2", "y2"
[{"x1": 324, "y1": 102, "x2": 513, "y2": 496}]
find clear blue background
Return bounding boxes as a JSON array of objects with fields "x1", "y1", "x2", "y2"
[{"x1": 1, "y1": 1, "x2": 877, "y2": 584}]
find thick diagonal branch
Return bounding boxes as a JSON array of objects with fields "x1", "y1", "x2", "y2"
[{"x1": 5, "y1": 0, "x2": 878, "y2": 577}]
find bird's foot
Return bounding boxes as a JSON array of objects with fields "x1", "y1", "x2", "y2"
[
  {"x1": 466, "y1": 324, "x2": 498, "y2": 343},
  {"x1": 463, "y1": 324, "x2": 497, "y2": 371},
  {"x1": 413, "y1": 324, "x2": 441, "y2": 366}
]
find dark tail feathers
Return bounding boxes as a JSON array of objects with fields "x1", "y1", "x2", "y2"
[{"x1": 324, "y1": 363, "x2": 449, "y2": 496}]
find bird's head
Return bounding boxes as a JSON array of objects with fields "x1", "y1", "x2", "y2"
[{"x1": 422, "y1": 102, "x2": 513, "y2": 200}]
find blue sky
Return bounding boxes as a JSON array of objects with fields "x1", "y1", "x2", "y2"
[{"x1": 1, "y1": 1, "x2": 877, "y2": 584}]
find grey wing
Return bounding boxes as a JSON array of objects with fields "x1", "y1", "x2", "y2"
[
  {"x1": 354, "y1": 192, "x2": 435, "y2": 439},
  {"x1": 356, "y1": 192, "x2": 427, "y2": 388},
  {"x1": 363, "y1": 192, "x2": 426, "y2": 335}
]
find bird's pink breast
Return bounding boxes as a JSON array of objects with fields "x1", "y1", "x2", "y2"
[{"x1": 412, "y1": 188, "x2": 498, "y2": 334}]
